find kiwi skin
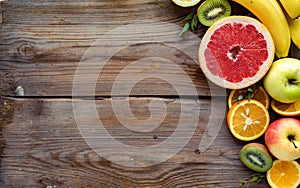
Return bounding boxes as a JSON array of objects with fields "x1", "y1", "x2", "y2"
[
  {"x1": 197, "y1": 0, "x2": 231, "y2": 27},
  {"x1": 240, "y1": 143, "x2": 273, "y2": 173}
]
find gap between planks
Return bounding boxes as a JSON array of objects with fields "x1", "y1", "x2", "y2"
[{"x1": 1, "y1": 95, "x2": 217, "y2": 100}]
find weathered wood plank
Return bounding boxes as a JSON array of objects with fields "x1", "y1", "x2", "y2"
[
  {"x1": 0, "y1": 97, "x2": 269, "y2": 187},
  {"x1": 0, "y1": 0, "x2": 229, "y2": 97},
  {"x1": 0, "y1": 40, "x2": 225, "y2": 97}
]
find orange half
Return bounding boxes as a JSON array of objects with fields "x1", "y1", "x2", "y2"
[
  {"x1": 271, "y1": 100, "x2": 300, "y2": 117},
  {"x1": 227, "y1": 99, "x2": 270, "y2": 141},
  {"x1": 228, "y1": 86, "x2": 270, "y2": 109},
  {"x1": 267, "y1": 160, "x2": 300, "y2": 188}
]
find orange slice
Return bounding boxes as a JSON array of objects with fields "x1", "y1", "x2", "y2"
[
  {"x1": 267, "y1": 160, "x2": 300, "y2": 188},
  {"x1": 228, "y1": 86, "x2": 270, "y2": 109},
  {"x1": 227, "y1": 99, "x2": 270, "y2": 141},
  {"x1": 271, "y1": 100, "x2": 300, "y2": 117},
  {"x1": 171, "y1": 0, "x2": 201, "y2": 7}
]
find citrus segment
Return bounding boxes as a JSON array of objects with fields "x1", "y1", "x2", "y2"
[
  {"x1": 227, "y1": 99, "x2": 270, "y2": 141},
  {"x1": 271, "y1": 100, "x2": 300, "y2": 117},
  {"x1": 228, "y1": 86, "x2": 270, "y2": 109},
  {"x1": 198, "y1": 16, "x2": 275, "y2": 89},
  {"x1": 172, "y1": 0, "x2": 201, "y2": 7},
  {"x1": 267, "y1": 160, "x2": 300, "y2": 188}
]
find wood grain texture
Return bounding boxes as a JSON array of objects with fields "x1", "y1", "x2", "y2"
[
  {"x1": 0, "y1": 0, "x2": 229, "y2": 97},
  {"x1": 0, "y1": 97, "x2": 269, "y2": 188},
  {"x1": 0, "y1": 3, "x2": 2, "y2": 24}
]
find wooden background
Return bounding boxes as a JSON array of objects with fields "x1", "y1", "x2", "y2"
[{"x1": 0, "y1": 0, "x2": 299, "y2": 187}]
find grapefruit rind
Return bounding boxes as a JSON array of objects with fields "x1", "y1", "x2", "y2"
[{"x1": 198, "y1": 16, "x2": 275, "y2": 89}]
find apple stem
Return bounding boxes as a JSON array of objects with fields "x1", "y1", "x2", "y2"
[
  {"x1": 291, "y1": 80, "x2": 300, "y2": 84},
  {"x1": 291, "y1": 141, "x2": 298, "y2": 149},
  {"x1": 288, "y1": 135, "x2": 298, "y2": 149}
]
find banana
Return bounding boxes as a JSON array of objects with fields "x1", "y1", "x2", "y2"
[
  {"x1": 288, "y1": 17, "x2": 300, "y2": 49},
  {"x1": 278, "y1": 0, "x2": 300, "y2": 19},
  {"x1": 233, "y1": 0, "x2": 290, "y2": 58}
]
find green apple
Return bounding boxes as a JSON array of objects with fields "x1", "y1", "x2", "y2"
[
  {"x1": 263, "y1": 58, "x2": 300, "y2": 103},
  {"x1": 265, "y1": 118, "x2": 300, "y2": 161}
]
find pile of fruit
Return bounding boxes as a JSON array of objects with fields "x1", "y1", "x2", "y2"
[{"x1": 172, "y1": 0, "x2": 300, "y2": 187}]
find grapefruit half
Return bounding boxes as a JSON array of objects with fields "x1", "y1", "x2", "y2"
[{"x1": 198, "y1": 16, "x2": 275, "y2": 89}]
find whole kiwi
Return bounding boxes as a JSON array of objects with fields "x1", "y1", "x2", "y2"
[
  {"x1": 240, "y1": 143, "x2": 273, "y2": 172},
  {"x1": 197, "y1": 0, "x2": 231, "y2": 26}
]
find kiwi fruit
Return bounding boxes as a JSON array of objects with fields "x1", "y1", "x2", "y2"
[
  {"x1": 240, "y1": 143, "x2": 273, "y2": 172},
  {"x1": 197, "y1": 0, "x2": 231, "y2": 26}
]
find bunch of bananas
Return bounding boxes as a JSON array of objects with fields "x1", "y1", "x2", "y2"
[{"x1": 232, "y1": 0, "x2": 300, "y2": 58}]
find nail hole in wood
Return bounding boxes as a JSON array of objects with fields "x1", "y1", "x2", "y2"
[{"x1": 194, "y1": 149, "x2": 201, "y2": 154}]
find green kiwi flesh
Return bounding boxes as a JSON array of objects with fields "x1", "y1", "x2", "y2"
[
  {"x1": 240, "y1": 144, "x2": 273, "y2": 172},
  {"x1": 197, "y1": 0, "x2": 231, "y2": 26}
]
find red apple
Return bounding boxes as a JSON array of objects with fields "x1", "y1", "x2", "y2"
[{"x1": 265, "y1": 118, "x2": 300, "y2": 161}]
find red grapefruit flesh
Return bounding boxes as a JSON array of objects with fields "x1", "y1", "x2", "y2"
[{"x1": 198, "y1": 16, "x2": 275, "y2": 89}]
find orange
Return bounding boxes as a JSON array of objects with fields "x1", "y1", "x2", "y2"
[
  {"x1": 198, "y1": 16, "x2": 275, "y2": 89},
  {"x1": 171, "y1": 0, "x2": 201, "y2": 7},
  {"x1": 271, "y1": 100, "x2": 300, "y2": 117},
  {"x1": 227, "y1": 99, "x2": 270, "y2": 141},
  {"x1": 267, "y1": 160, "x2": 300, "y2": 188},
  {"x1": 228, "y1": 86, "x2": 270, "y2": 109}
]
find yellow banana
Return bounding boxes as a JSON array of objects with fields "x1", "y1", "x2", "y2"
[
  {"x1": 233, "y1": 0, "x2": 290, "y2": 58},
  {"x1": 288, "y1": 17, "x2": 300, "y2": 49},
  {"x1": 278, "y1": 0, "x2": 300, "y2": 19}
]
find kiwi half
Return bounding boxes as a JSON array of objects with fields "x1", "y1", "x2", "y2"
[
  {"x1": 197, "y1": 0, "x2": 231, "y2": 26},
  {"x1": 240, "y1": 143, "x2": 273, "y2": 172}
]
